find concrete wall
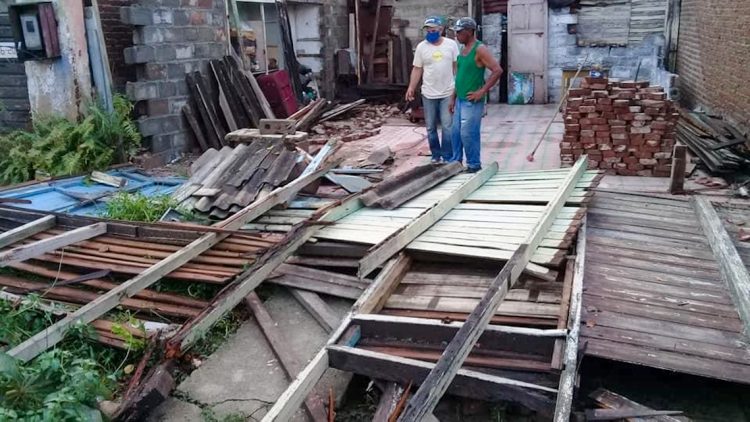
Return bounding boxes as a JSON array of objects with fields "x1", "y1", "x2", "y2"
[
  {"x1": 547, "y1": 6, "x2": 665, "y2": 103},
  {"x1": 482, "y1": 12, "x2": 503, "y2": 103},
  {"x1": 121, "y1": 0, "x2": 227, "y2": 163},
  {"x1": 98, "y1": 0, "x2": 137, "y2": 90},
  {"x1": 676, "y1": 0, "x2": 750, "y2": 132},
  {"x1": 25, "y1": 0, "x2": 93, "y2": 120}
]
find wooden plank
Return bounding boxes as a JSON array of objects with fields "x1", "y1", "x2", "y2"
[
  {"x1": 397, "y1": 285, "x2": 560, "y2": 302},
  {"x1": 584, "y1": 338, "x2": 750, "y2": 385},
  {"x1": 0, "y1": 223, "x2": 107, "y2": 267},
  {"x1": 182, "y1": 104, "x2": 210, "y2": 151},
  {"x1": 269, "y1": 275, "x2": 362, "y2": 300},
  {"x1": 359, "y1": 164, "x2": 498, "y2": 278},
  {"x1": 261, "y1": 254, "x2": 411, "y2": 421},
  {"x1": 398, "y1": 157, "x2": 589, "y2": 421},
  {"x1": 587, "y1": 253, "x2": 722, "y2": 282},
  {"x1": 587, "y1": 242, "x2": 718, "y2": 271},
  {"x1": 7, "y1": 163, "x2": 334, "y2": 362},
  {"x1": 327, "y1": 346, "x2": 557, "y2": 417},
  {"x1": 373, "y1": 382, "x2": 404, "y2": 422},
  {"x1": 91, "y1": 171, "x2": 126, "y2": 188},
  {"x1": 669, "y1": 145, "x2": 687, "y2": 194},
  {"x1": 585, "y1": 268, "x2": 731, "y2": 304},
  {"x1": 553, "y1": 217, "x2": 585, "y2": 421},
  {"x1": 385, "y1": 295, "x2": 559, "y2": 318},
  {"x1": 582, "y1": 324, "x2": 749, "y2": 365},
  {"x1": 0, "y1": 215, "x2": 56, "y2": 249},
  {"x1": 245, "y1": 292, "x2": 328, "y2": 422},
  {"x1": 589, "y1": 389, "x2": 683, "y2": 422},
  {"x1": 692, "y1": 196, "x2": 750, "y2": 336},
  {"x1": 584, "y1": 294, "x2": 743, "y2": 332},
  {"x1": 290, "y1": 289, "x2": 340, "y2": 332}
]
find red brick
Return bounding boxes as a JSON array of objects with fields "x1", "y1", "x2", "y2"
[
  {"x1": 623, "y1": 156, "x2": 639, "y2": 164},
  {"x1": 565, "y1": 124, "x2": 581, "y2": 132},
  {"x1": 593, "y1": 90, "x2": 609, "y2": 98},
  {"x1": 579, "y1": 106, "x2": 596, "y2": 113},
  {"x1": 603, "y1": 112, "x2": 617, "y2": 119},
  {"x1": 599, "y1": 142, "x2": 612, "y2": 149},
  {"x1": 596, "y1": 132, "x2": 611, "y2": 139},
  {"x1": 593, "y1": 124, "x2": 610, "y2": 131},
  {"x1": 617, "y1": 169, "x2": 638, "y2": 176},
  {"x1": 630, "y1": 126, "x2": 652, "y2": 134},
  {"x1": 579, "y1": 118, "x2": 592, "y2": 125},
  {"x1": 611, "y1": 133, "x2": 628, "y2": 140},
  {"x1": 645, "y1": 107, "x2": 663, "y2": 116},
  {"x1": 613, "y1": 138, "x2": 629, "y2": 146},
  {"x1": 563, "y1": 135, "x2": 579, "y2": 143},
  {"x1": 645, "y1": 133, "x2": 662, "y2": 141},
  {"x1": 634, "y1": 113, "x2": 652, "y2": 121},
  {"x1": 618, "y1": 92, "x2": 635, "y2": 99},
  {"x1": 568, "y1": 88, "x2": 591, "y2": 97},
  {"x1": 645, "y1": 139, "x2": 661, "y2": 147},
  {"x1": 620, "y1": 113, "x2": 635, "y2": 121},
  {"x1": 628, "y1": 163, "x2": 645, "y2": 170},
  {"x1": 611, "y1": 126, "x2": 627, "y2": 134},
  {"x1": 581, "y1": 136, "x2": 596, "y2": 144},
  {"x1": 637, "y1": 169, "x2": 654, "y2": 176}
]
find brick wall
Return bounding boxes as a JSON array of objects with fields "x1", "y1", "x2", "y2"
[
  {"x1": 121, "y1": 0, "x2": 227, "y2": 163},
  {"x1": 98, "y1": 0, "x2": 137, "y2": 90},
  {"x1": 676, "y1": 0, "x2": 750, "y2": 132},
  {"x1": 391, "y1": 0, "x2": 468, "y2": 46}
]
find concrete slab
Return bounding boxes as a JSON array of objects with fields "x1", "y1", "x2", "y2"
[
  {"x1": 149, "y1": 290, "x2": 353, "y2": 421},
  {"x1": 147, "y1": 397, "x2": 203, "y2": 421}
]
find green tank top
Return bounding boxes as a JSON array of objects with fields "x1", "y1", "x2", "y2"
[{"x1": 455, "y1": 40, "x2": 485, "y2": 100}]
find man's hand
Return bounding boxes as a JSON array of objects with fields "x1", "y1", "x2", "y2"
[
  {"x1": 405, "y1": 86, "x2": 416, "y2": 102},
  {"x1": 449, "y1": 99, "x2": 455, "y2": 114},
  {"x1": 466, "y1": 90, "x2": 485, "y2": 102}
]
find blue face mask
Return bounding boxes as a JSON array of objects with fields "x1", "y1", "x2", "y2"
[{"x1": 425, "y1": 31, "x2": 440, "y2": 44}]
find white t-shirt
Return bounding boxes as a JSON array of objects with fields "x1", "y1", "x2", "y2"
[{"x1": 413, "y1": 38, "x2": 460, "y2": 99}]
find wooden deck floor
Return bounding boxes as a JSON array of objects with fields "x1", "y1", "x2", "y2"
[{"x1": 580, "y1": 191, "x2": 750, "y2": 384}]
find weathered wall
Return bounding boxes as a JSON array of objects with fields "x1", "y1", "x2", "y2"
[
  {"x1": 0, "y1": 7, "x2": 30, "y2": 130},
  {"x1": 482, "y1": 12, "x2": 503, "y2": 103},
  {"x1": 25, "y1": 0, "x2": 93, "y2": 120},
  {"x1": 390, "y1": 0, "x2": 468, "y2": 45},
  {"x1": 121, "y1": 0, "x2": 227, "y2": 163},
  {"x1": 676, "y1": 0, "x2": 750, "y2": 131},
  {"x1": 547, "y1": 6, "x2": 665, "y2": 103},
  {"x1": 98, "y1": 0, "x2": 137, "y2": 90}
]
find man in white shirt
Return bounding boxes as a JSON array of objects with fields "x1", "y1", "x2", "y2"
[{"x1": 406, "y1": 16, "x2": 460, "y2": 163}]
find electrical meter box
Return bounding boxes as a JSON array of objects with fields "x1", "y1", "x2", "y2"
[{"x1": 8, "y1": 2, "x2": 60, "y2": 61}]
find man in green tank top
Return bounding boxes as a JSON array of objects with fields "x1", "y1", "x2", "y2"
[{"x1": 449, "y1": 17, "x2": 503, "y2": 172}]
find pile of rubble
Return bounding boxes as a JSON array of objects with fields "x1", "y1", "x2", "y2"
[{"x1": 308, "y1": 104, "x2": 401, "y2": 144}]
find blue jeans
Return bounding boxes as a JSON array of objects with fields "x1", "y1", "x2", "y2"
[
  {"x1": 450, "y1": 98, "x2": 484, "y2": 170},
  {"x1": 422, "y1": 96, "x2": 453, "y2": 161}
]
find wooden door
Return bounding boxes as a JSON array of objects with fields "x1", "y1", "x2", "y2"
[{"x1": 508, "y1": 0, "x2": 547, "y2": 103}]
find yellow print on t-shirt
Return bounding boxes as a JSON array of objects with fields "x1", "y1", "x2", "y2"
[{"x1": 431, "y1": 50, "x2": 444, "y2": 62}]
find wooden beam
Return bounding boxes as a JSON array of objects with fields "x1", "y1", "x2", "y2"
[
  {"x1": 365, "y1": 0, "x2": 383, "y2": 84},
  {"x1": 7, "y1": 161, "x2": 335, "y2": 362},
  {"x1": 0, "y1": 223, "x2": 107, "y2": 267},
  {"x1": 589, "y1": 388, "x2": 683, "y2": 422},
  {"x1": 245, "y1": 292, "x2": 328, "y2": 422},
  {"x1": 353, "y1": 314, "x2": 566, "y2": 338},
  {"x1": 373, "y1": 382, "x2": 405, "y2": 422},
  {"x1": 691, "y1": 196, "x2": 750, "y2": 335},
  {"x1": 398, "y1": 156, "x2": 588, "y2": 421},
  {"x1": 358, "y1": 164, "x2": 498, "y2": 278},
  {"x1": 553, "y1": 216, "x2": 586, "y2": 421},
  {"x1": 261, "y1": 254, "x2": 411, "y2": 422},
  {"x1": 0, "y1": 215, "x2": 56, "y2": 249},
  {"x1": 327, "y1": 345, "x2": 556, "y2": 416},
  {"x1": 290, "y1": 289, "x2": 340, "y2": 333},
  {"x1": 669, "y1": 145, "x2": 687, "y2": 194}
]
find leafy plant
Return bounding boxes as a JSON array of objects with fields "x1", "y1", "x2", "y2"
[
  {"x1": 102, "y1": 192, "x2": 176, "y2": 223},
  {"x1": 0, "y1": 94, "x2": 142, "y2": 185},
  {"x1": 0, "y1": 350, "x2": 111, "y2": 421}
]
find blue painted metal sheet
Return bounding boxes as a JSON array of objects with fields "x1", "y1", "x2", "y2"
[{"x1": 0, "y1": 168, "x2": 185, "y2": 217}]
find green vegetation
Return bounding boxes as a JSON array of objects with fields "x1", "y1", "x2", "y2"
[
  {"x1": 0, "y1": 95, "x2": 141, "y2": 185},
  {"x1": 0, "y1": 295, "x2": 140, "y2": 421},
  {"x1": 102, "y1": 192, "x2": 177, "y2": 223}
]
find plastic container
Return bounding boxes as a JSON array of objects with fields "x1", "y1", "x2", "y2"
[{"x1": 257, "y1": 70, "x2": 298, "y2": 118}]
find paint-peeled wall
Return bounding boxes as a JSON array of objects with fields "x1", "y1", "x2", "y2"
[{"x1": 25, "y1": 0, "x2": 93, "y2": 120}]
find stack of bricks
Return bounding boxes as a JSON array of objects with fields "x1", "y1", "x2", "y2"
[
  {"x1": 560, "y1": 77, "x2": 679, "y2": 176},
  {"x1": 121, "y1": 0, "x2": 228, "y2": 165}
]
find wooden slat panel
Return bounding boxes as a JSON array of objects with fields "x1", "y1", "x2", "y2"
[{"x1": 385, "y1": 295, "x2": 560, "y2": 318}]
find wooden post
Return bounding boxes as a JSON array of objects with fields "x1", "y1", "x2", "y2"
[
  {"x1": 553, "y1": 216, "x2": 586, "y2": 421},
  {"x1": 365, "y1": 0, "x2": 383, "y2": 84},
  {"x1": 669, "y1": 145, "x2": 687, "y2": 194}
]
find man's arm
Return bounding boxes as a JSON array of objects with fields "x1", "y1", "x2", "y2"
[
  {"x1": 466, "y1": 45, "x2": 503, "y2": 102},
  {"x1": 405, "y1": 66, "x2": 423, "y2": 101}
]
